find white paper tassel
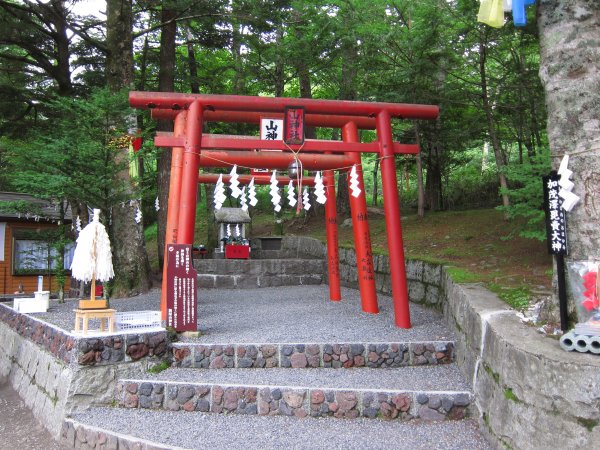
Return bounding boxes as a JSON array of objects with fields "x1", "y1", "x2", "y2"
[
  {"x1": 229, "y1": 165, "x2": 242, "y2": 199},
  {"x1": 349, "y1": 165, "x2": 362, "y2": 198},
  {"x1": 235, "y1": 224, "x2": 241, "y2": 237},
  {"x1": 240, "y1": 187, "x2": 248, "y2": 212},
  {"x1": 226, "y1": 224, "x2": 231, "y2": 238},
  {"x1": 248, "y1": 178, "x2": 258, "y2": 207},
  {"x1": 557, "y1": 154, "x2": 579, "y2": 212},
  {"x1": 134, "y1": 206, "x2": 142, "y2": 224},
  {"x1": 314, "y1": 171, "x2": 327, "y2": 204},
  {"x1": 214, "y1": 174, "x2": 226, "y2": 210},
  {"x1": 303, "y1": 188, "x2": 311, "y2": 211},
  {"x1": 155, "y1": 197, "x2": 160, "y2": 211},
  {"x1": 270, "y1": 170, "x2": 281, "y2": 212},
  {"x1": 76, "y1": 215, "x2": 82, "y2": 233},
  {"x1": 70, "y1": 209, "x2": 114, "y2": 283},
  {"x1": 287, "y1": 180, "x2": 297, "y2": 207}
]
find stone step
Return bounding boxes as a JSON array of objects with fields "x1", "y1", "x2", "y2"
[
  {"x1": 172, "y1": 340, "x2": 455, "y2": 369},
  {"x1": 115, "y1": 365, "x2": 474, "y2": 422},
  {"x1": 63, "y1": 408, "x2": 492, "y2": 449},
  {"x1": 194, "y1": 258, "x2": 326, "y2": 289}
]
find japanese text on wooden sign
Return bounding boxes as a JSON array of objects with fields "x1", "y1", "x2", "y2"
[
  {"x1": 543, "y1": 172, "x2": 567, "y2": 255},
  {"x1": 284, "y1": 106, "x2": 305, "y2": 145},
  {"x1": 166, "y1": 244, "x2": 198, "y2": 331}
]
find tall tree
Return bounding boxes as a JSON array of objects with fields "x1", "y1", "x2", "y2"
[
  {"x1": 156, "y1": 4, "x2": 178, "y2": 270},
  {"x1": 538, "y1": 1, "x2": 600, "y2": 315},
  {"x1": 106, "y1": 0, "x2": 150, "y2": 296}
]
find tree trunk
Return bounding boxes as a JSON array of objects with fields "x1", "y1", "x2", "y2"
[
  {"x1": 106, "y1": 0, "x2": 150, "y2": 296},
  {"x1": 187, "y1": 28, "x2": 200, "y2": 94},
  {"x1": 156, "y1": 6, "x2": 177, "y2": 271},
  {"x1": 274, "y1": 27, "x2": 285, "y2": 97},
  {"x1": 414, "y1": 122, "x2": 425, "y2": 217},
  {"x1": 538, "y1": 2, "x2": 600, "y2": 264},
  {"x1": 372, "y1": 159, "x2": 379, "y2": 207},
  {"x1": 478, "y1": 33, "x2": 510, "y2": 213}
]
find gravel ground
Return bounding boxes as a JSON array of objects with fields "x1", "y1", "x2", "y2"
[
  {"x1": 0, "y1": 382, "x2": 67, "y2": 450},
  {"x1": 132, "y1": 365, "x2": 472, "y2": 392},
  {"x1": 73, "y1": 407, "x2": 492, "y2": 450},
  {"x1": 32, "y1": 285, "x2": 454, "y2": 343}
]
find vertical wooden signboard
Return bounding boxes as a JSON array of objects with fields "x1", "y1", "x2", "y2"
[{"x1": 166, "y1": 244, "x2": 198, "y2": 331}]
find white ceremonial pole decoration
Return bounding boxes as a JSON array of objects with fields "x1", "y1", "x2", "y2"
[
  {"x1": 558, "y1": 154, "x2": 580, "y2": 212},
  {"x1": 303, "y1": 187, "x2": 311, "y2": 211},
  {"x1": 270, "y1": 170, "x2": 282, "y2": 212},
  {"x1": 70, "y1": 209, "x2": 114, "y2": 302},
  {"x1": 287, "y1": 180, "x2": 297, "y2": 207},
  {"x1": 229, "y1": 165, "x2": 242, "y2": 199},
  {"x1": 314, "y1": 171, "x2": 327, "y2": 204},
  {"x1": 349, "y1": 164, "x2": 362, "y2": 198},
  {"x1": 248, "y1": 177, "x2": 258, "y2": 207}
]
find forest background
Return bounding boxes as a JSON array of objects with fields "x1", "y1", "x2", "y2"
[{"x1": 0, "y1": 0, "x2": 556, "y2": 309}]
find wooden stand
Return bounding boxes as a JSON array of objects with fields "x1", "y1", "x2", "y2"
[
  {"x1": 78, "y1": 278, "x2": 108, "y2": 309},
  {"x1": 74, "y1": 308, "x2": 116, "y2": 334}
]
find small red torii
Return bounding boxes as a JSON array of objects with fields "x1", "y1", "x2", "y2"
[{"x1": 129, "y1": 92, "x2": 439, "y2": 329}]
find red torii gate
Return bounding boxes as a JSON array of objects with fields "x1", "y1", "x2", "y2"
[{"x1": 129, "y1": 92, "x2": 439, "y2": 328}]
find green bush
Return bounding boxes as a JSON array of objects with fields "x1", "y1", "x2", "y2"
[{"x1": 497, "y1": 148, "x2": 551, "y2": 240}]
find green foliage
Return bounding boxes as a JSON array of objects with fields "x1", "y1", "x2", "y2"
[
  {"x1": 446, "y1": 267, "x2": 481, "y2": 283},
  {"x1": 488, "y1": 283, "x2": 530, "y2": 311},
  {"x1": 503, "y1": 388, "x2": 523, "y2": 404},
  {"x1": 576, "y1": 417, "x2": 599, "y2": 432},
  {"x1": 147, "y1": 360, "x2": 171, "y2": 374},
  {"x1": 498, "y1": 148, "x2": 551, "y2": 241},
  {"x1": 6, "y1": 88, "x2": 133, "y2": 212}
]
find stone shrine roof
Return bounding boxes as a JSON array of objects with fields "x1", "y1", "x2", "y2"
[{"x1": 214, "y1": 207, "x2": 251, "y2": 224}]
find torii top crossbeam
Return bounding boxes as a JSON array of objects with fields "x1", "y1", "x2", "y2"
[
  {"x1": 130, "y1": 91, "x2": 438, "y2": 122},
  {"x1": 129, "y1": 91, "x2": 439, "y2": 329}
]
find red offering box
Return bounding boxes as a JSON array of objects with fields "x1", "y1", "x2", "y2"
[{"x1": 225, "y1": 244, "x2": 250, "y2": 259}]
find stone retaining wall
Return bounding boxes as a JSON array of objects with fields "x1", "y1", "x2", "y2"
[
  {"x1": 195, "y1": 258, "x2": 326, "y2": 289},
  {"x1": 171, "y1": 341, "x2": 454, "y2": 369},
  {"x1": 300, "y1": 236, "x2": 600, "y2": 450},
  {"x1": 115, "y1": 379, "x2": 473, "y2": 422},
  {"x1": 0, "y1": 303, "x2": 169, "y2": 437}
]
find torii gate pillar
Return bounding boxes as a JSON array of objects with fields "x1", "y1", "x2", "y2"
[{"x1": 377, "y1": 110, "x2": 411, "y2": 328}]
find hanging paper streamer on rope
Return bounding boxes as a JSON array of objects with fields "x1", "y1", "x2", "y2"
[
  {"x1": 240, "y1": 186, "x2": 248, "y2": 212},
  {"x1": 349, "y1": 165, "x2": 362, "y2": 198},
  {"x1": 226, "y1": 223, "x2": 231, "y2": 239},
  {"x1": 558, "y1": 155, "x2": 580, "y2": 212},
  {"x1": 229, "y1": 165, "x2": 242, "y2": 199},
  {"x1": 477, "y1": 0, "x2": 504, "y2": 28},
  {"x1": 248, "y1": 178, "x2": 258, "y2": 207},
  {"x1": 303, "y1": 187, "x2": 311, "y2": 211},
  {"x1": 155, "y1": 197, "x2": 160, "y2": 211},
  {"x1": 287, "y1": 180, "x2": 297, "y2": 207},
  {"x1": 235, "y1": 224, "x2": 241, "y2": 237},
  {"x1": 76, "y1": 215, "x2": 82, "y2": 233},
  {"x1": 134, "y1": 206, "x2": 143, "y2": 224},
  {"x1": 214, "y1": 174, "x2": 226, "y2": 210},
  {"x1": 314, "y1": 171, "x2": 327, "y2": 204},
  {"x1": 270, "y1": 170, "x2": 282, "y2": 212}
]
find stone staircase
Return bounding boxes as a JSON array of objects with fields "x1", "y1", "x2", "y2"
[{"x1": 59, "y1": 286, "x2": 490, "y2": 449}]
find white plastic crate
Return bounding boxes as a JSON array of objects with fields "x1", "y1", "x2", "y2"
[{"x1": 115, "y1": 310, "x2": 163, "y2": 332}]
